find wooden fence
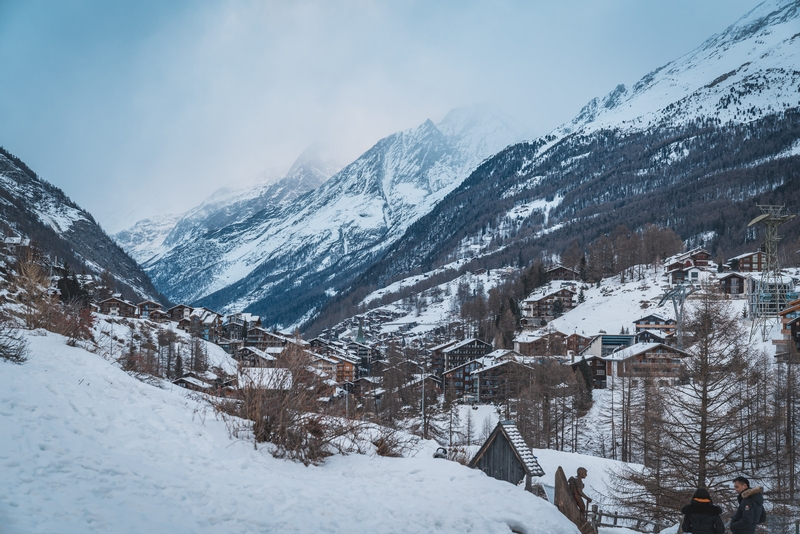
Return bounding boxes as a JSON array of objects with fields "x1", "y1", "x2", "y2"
[{"x1": 589, "y1": 506, "x2": 668, "y2": 533}]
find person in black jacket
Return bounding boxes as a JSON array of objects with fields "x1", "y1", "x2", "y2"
[
  {"x1": 730, "y1": 476, "x2": 766, "y2": 534},
  {"x1": 681, "y1": 488, "x2": 724, "y2": 534}
]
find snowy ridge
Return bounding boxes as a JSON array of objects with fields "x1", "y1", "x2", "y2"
[
  {"x1": 0, "y1": 159, "x2": 89, "y2": 234},
  {"x1": 0, "y1": 152, "x2": 162, "y2": 301},
  {"x1": 555, "y1": 0, "x2": 799, "y2": 138},
  {"x1": 114, "y1": 146, "x2": 339, "y2": 266}
]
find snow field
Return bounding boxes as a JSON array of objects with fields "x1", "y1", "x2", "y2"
[{"x1": 1, "y1": 332, "x2": 580, "y2": 534}]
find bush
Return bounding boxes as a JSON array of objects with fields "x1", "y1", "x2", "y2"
[{"x1": 0, "y1": 315, "x2": 29, "y2": 364}]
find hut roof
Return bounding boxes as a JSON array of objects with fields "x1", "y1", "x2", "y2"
[{"x1": 469, "y1": 420, "x2": 545, "y2": 477}]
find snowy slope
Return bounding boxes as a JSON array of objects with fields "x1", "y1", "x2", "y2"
[
  {"x1": 113, "y1": 213, "x2": 183, "y2": 265},
  {"x1": 556, "y1": 0, "x2": 799, "y2": 138},
  {"x1": 0, "y1": 332, "x2": 579, "y2": 534},
  {"x1": 0, "y1": 151, "x2": 162, "y2": 301}
]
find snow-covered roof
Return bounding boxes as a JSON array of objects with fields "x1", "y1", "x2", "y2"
[
  {"x1": 429, "y1": 340, "x2": 458, "y2": 352},
  {"x1": 239, "y1": 347, "x2": 276, "y2": 360},
  {"x1": 635, "y1": 329, "x2": 672, "y2": 338},
  {"x1": 470, "y1": 421, "x2": 545, "y2": 478},
  {"x1": 603, "y1": 342, "x2": 687, "y2": 362},
  {"x1": 727, "y1": 251, "x2": 762, "y2": 261},
  {"x1": 173, "y1": 376, "x2": 210, "y2": 389},
  {"x1": 485, "y1": 349, "x2": 520, "y2": 360},
  {"x1": 442, "y1": 338, "x2": 488, "y2": 353},
  {"x1": 238, "y1": 368, "x2": 292, "y2": 390},
  {"x1": 749, "y1": 272, "x2": 795, "y2": 283},
  {"x1": 718, "y1": 271, "x2": 749, "y2": 279},
  {"x1": 522, "y1": 285, "x2": 576, "y2": 303}
]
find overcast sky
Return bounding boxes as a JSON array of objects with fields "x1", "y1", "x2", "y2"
[{"x1": 0, "y1": 0, "x2": 759, "y2": 233}]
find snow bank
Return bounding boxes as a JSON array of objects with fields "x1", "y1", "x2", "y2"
[{"x1": 0, "y1": 332, "x2": 579, "y2": 534}]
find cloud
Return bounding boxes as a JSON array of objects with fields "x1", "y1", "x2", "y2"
[{"x1": 0, "y1": 0, "x2": 758, "y2": 232}]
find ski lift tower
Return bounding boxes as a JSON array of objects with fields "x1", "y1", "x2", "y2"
[{"x1": 748, "y1": 204, "x2": 796, "y2": 341}]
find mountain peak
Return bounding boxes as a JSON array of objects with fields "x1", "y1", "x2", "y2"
[{"x1": 554, "y1": 0, "x2": 800, "y2": 138}]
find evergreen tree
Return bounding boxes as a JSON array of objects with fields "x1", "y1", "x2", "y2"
[{"x1": 174, "y1": 352, "x2": 183, "y2": 379}]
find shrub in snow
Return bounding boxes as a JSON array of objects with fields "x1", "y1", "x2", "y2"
[{"x1": 0, "y1": 314, "x2": 28, "y2": 364}]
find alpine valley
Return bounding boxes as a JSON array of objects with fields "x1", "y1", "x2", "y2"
[{"x1": 3, "y1": 0, "x2": 799, "y2": 331}]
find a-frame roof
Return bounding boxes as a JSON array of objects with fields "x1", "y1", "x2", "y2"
[{"x1": 469, "y1": 420, "x2": 544, "y2": 477}]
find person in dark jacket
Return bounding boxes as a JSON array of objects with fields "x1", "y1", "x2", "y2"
[
  {"x1": 730, "y1": 476, "x2": 766, "y2": 534},
  {"x1": 681, "y1": 488, "x2": 724, "y2": 534}
]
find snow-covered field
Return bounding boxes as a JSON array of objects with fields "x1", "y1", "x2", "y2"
[{"x1": 1, "y1": 332, "x2": 581, "y2": 534}]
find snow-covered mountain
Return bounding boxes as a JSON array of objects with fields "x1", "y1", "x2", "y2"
[
  {"x1": 115, "y1": 146, "x2": 340, "y2": 266},
  {"x1": 307, "y1": 0, "x2": 800, "y2": 332},
  {"x1": 127, "y1": 105, "x2": 521, "y2": 326},
  {"x1": 0, "y1": 148, "x2": 162, "y2": 301},
  {"x1": 556, "y1": 0, "x2": 799, "y2": 138}
]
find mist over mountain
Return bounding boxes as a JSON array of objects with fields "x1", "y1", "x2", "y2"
[{"x1": 117, "y1": 105, "x2": 521, "y2": 326}]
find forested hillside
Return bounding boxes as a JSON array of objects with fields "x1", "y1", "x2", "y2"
[{"x1": 308, "y1": 111, "x2": 800, "y2": 333}]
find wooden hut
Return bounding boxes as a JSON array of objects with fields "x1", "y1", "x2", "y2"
[{"x1": 468, "y1": 420, "x2": 544, "y2": 492}]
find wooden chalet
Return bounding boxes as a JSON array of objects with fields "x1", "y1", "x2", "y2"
[
  {"x1": 442, "y1": 356, "x2": 494, "y2": 401},
  {"x1": 546, "y1": 264, "x2": 579, "y2": 281},
  {"x1": 310, "y1": 353, "x2": 338, "y2": 378},
  {"x1": 603, "y1": 342, "x2": 690, "y2": 384},
  {"x1": 469, "y1": 420, "x2": 545, "y2": 492},
  {"x1": 470, "y1": 360, "x2": 533, "y2": 402},
  {"x1": 147, "y1": 308, "x2": 168, "y2": 323},
  {"x1": 222, "y1": 312, "x2": 262, "y2": 341},
  {"x1": 719, "y1": 272, "x2": 748, "y2": 297},
  {"x1": 520, "y1": 286, "x2": 577, "y2": 326},
  {"x1": 726, "y1": 250, "x2": 765, "y2": 272},
  {"x1": 1, "y1": 235, "x2": 30, "y2": 255},
  {"x1": 566, "y1": 332, "x2": 592, "y2": 355},
  {"x1": 351, "y1": 376, "x2": 383, "y2": 399},
  {"x1": 172, "y1": 373, "x2": 213, "y2": 393},
  {"x1": 570, "y1": 355, "x2": 607, "y2": 389},
  {"x1": 633, "y1": 314, "x2": 676, "y2": 335},
  {"x1": 430, "y1": 338, "x2": 492, "y2": 376},
  {"x1": 98, "y1": 296, "x2": 137, "y2": 318},
  {"x1": 166, "y1": 304, "x2": 193, "y2": 322},
  {"x1": 514, "y1": 330, "x2": 567, "y2": 356},
  {"x1": 634, "y1": 329, "x2": 674, "y2": 345},
  {"x1": 327, "y1": 353, "x2": 358, "y2": 383},
  {"x1": 236, "y1": 346, "x2": 277, "y2": 367},
  {"x1": 664, "y1": 247, "x2": 712, "y2": 286},
  {"x1": 429, "y1": 340, "x2": 459, "y2": 376},
  {"x1": 136, "y1": 300, "x2": 162, "y2": 320},
  {"x1": 246, "y1": 327, "x2": 302, "y2": 354}
]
